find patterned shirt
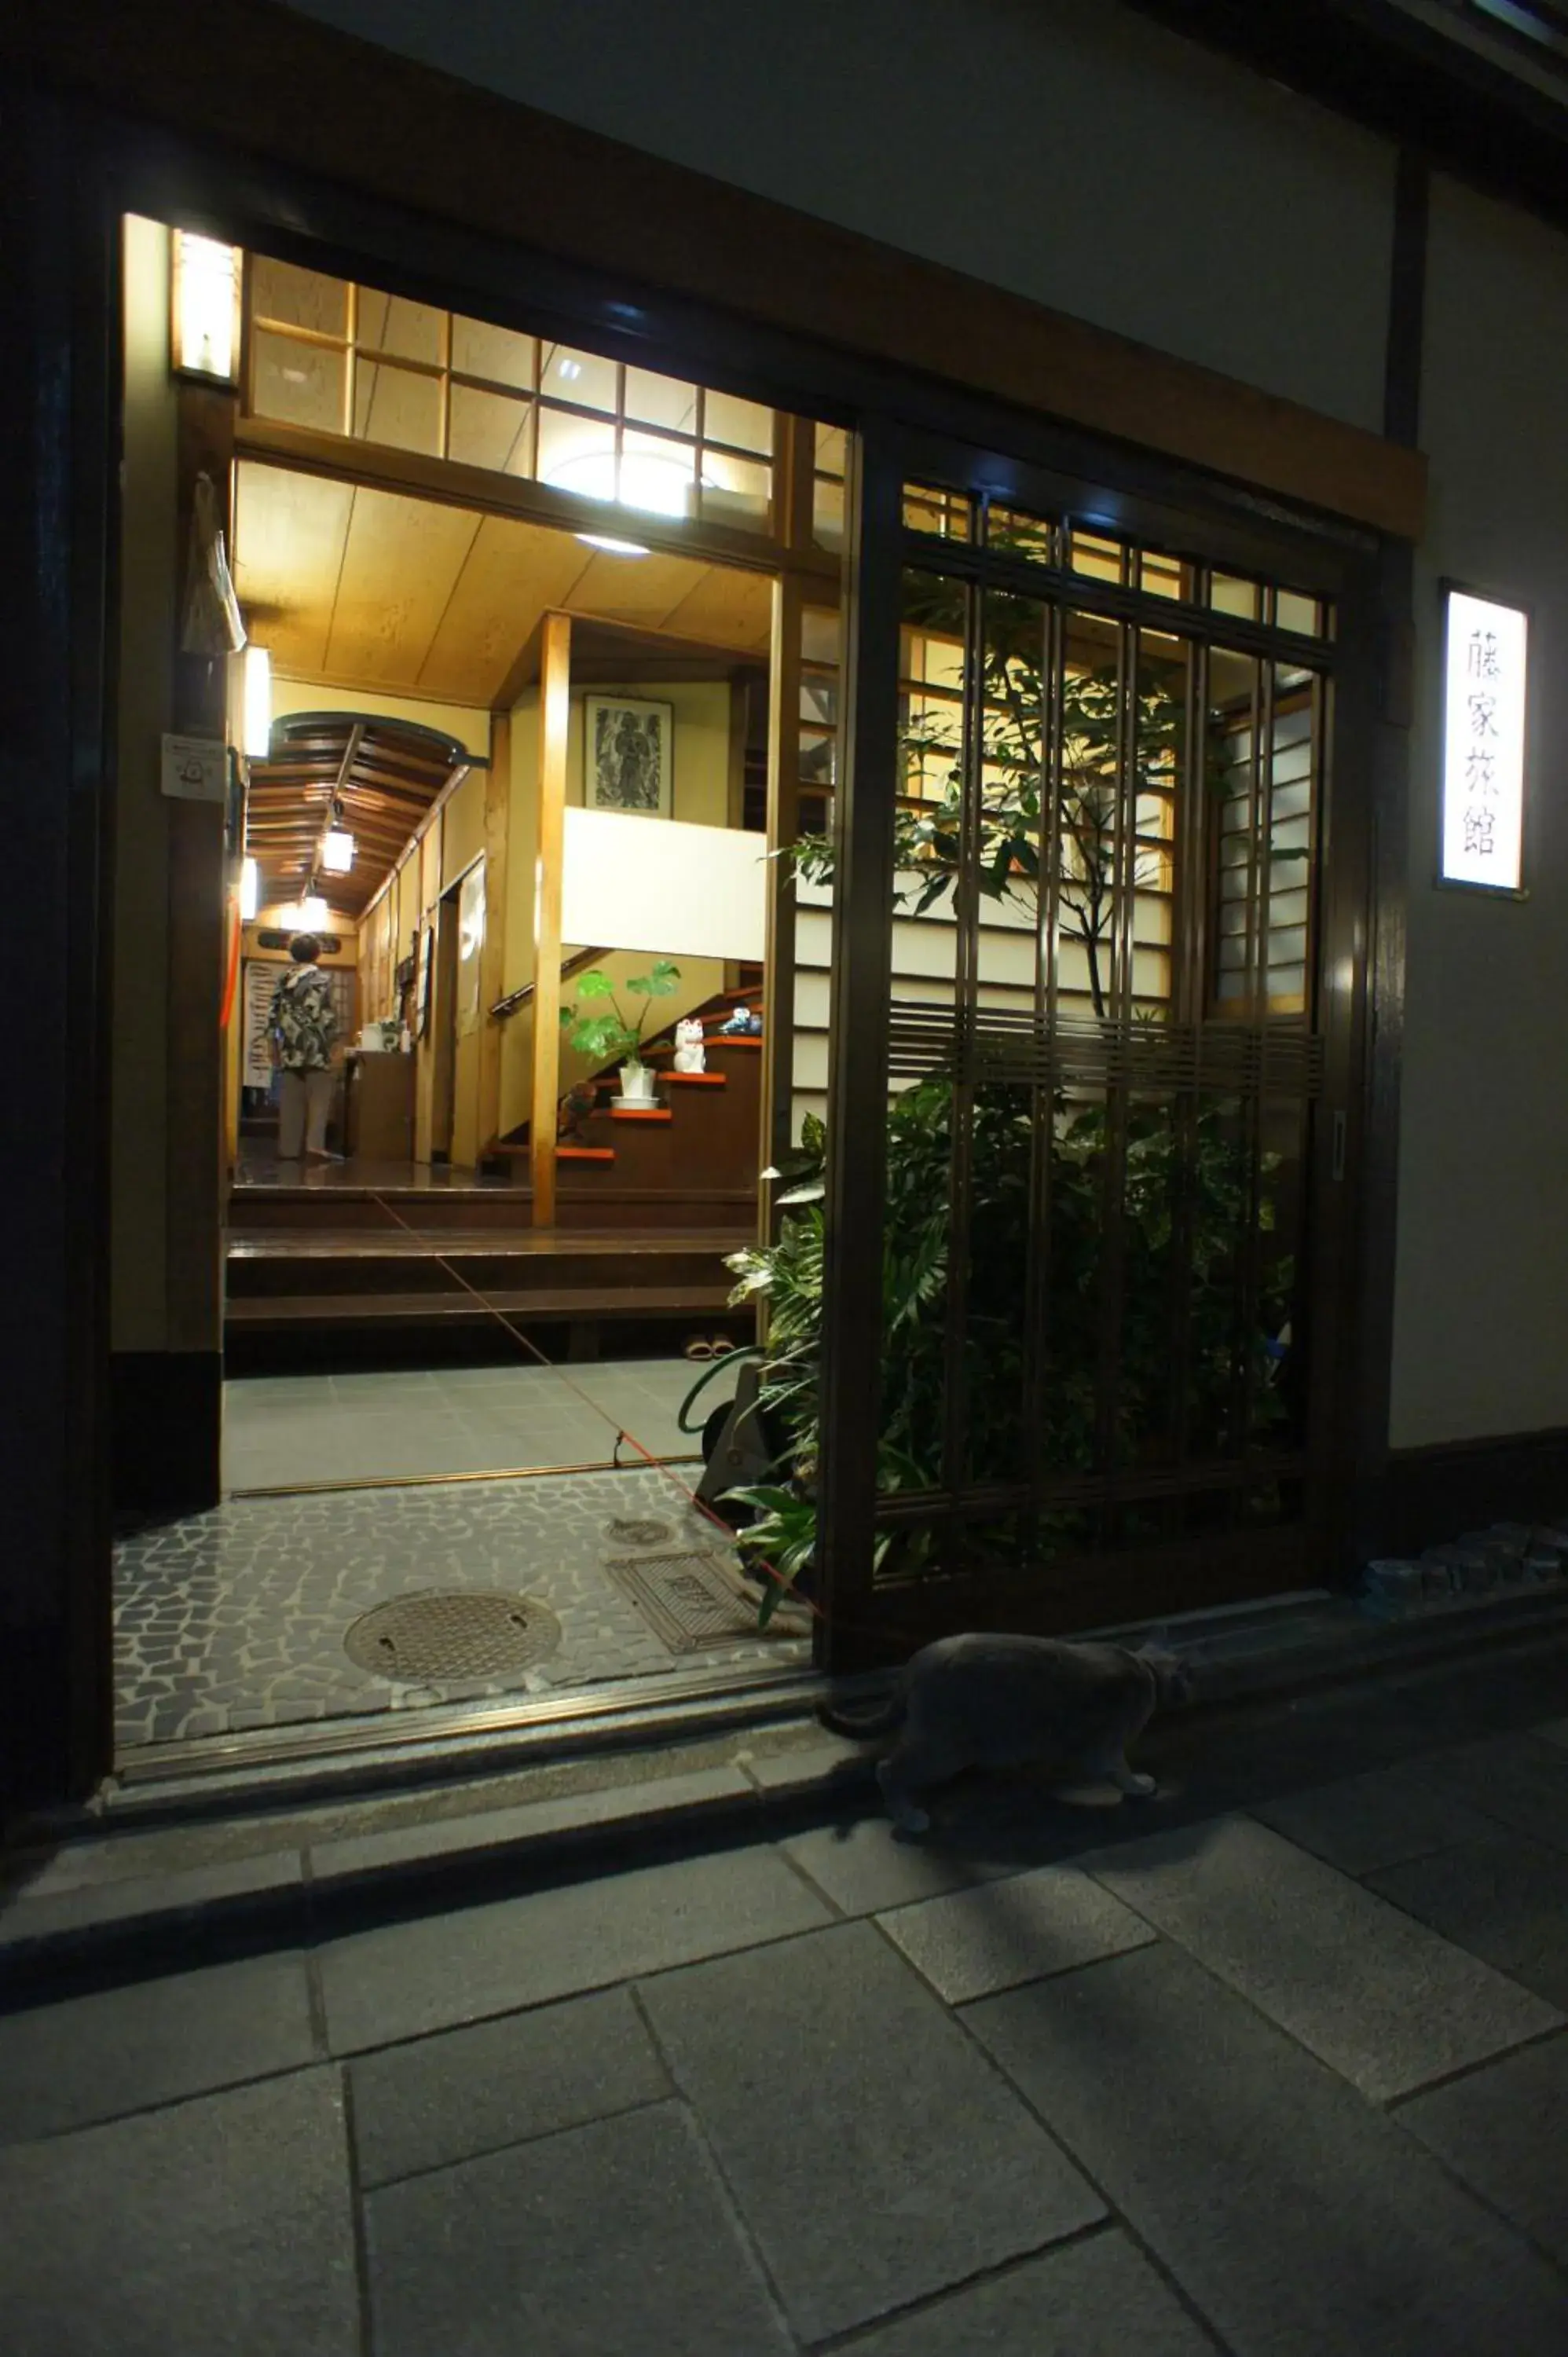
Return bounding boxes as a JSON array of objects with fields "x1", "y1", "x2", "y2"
[{"x1": 269, "y1": 965, "x2": 339, "y2": 1073}]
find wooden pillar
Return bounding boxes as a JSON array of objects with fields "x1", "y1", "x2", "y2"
[
  {"x1": 476, "y1": 711, "x2": 511, "y2": 1163},
  {"x1": 167, "y1": 383, "x2": 234, "y2": 1377},
  {"x1": 760, "y1": 570, "x2": 804, "y2": 1257},
  {"x1": 758, "y1": 414, "x2": 820, "y2": 1310},
  {"x1": 814, "y1": 423, "x2": 902, "y2": 1669},
  {"x1": 529, "y1": 610, "x2": 571, "y2": 1224}
]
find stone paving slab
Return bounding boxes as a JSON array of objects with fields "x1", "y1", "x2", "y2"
[
  {"x1": 1083, "y1": 1813, "x2": 1560, "y2": 2099},
  {"x1": 0, "y1": 2069, "x2": 359, "y2": 2357},
  {"x1": 780, "y1": 1815, "x2": 1020, "y2": 1916},
  {"x1": 877, "y1": 1860, "x2": 1157, "y2": 2003},
  {"x1": 307, "y1": 1762, "x2": 754, "y2": 1887},
  {"x1": 968, "y1": 1942, "x2": 1568, "y2": 2357},
  {"x1": 365, "y1": 2099, "x2": 794, "y2": 2357},
  {"x1": 0, "y1": 1949, "x2": 317, "y2": 2142},
  {"x1": 738, "y1": 1732, "x2": 874, "y2": 1796},
  {"x1": 845, "y1": 2228, "x2": 1218, "y2": 2356},
  {"x1": 1536, "y1": 1717, "x2": 1568, "y2": 1748},
  {"x1": 319, "y1": 1841, "x2": 831, "y2": 2052},
  {"x1": 1251, "y1": 1763, "x2": 1500, "y2": 1877},
  {"x1": 1405, "y1": 1732, "x2": 1568, "y2": 1854},
  {"x1": 349, "y1": 1985, "x2": 671, "y2": 2187},
  {"x1": 1398, "y1": 2033, "x2": 1568, "y2": 2267},
  {"x1": 638, "y1": 1918, "x2": 1105, "y2": 2344},
  {"x1": 1367, "y1": 1830, "x2": 1568, "y2": 2008},
  {"x1": 0, "y1": 1849, "x2": 304, "y2": 1959}
]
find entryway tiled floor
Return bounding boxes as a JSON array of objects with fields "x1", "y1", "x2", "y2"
[
  {"x1": 223, "y1": 1357, "x2": 709, "y2": 1492},
  {"x1": 114, "y1": 1464, "x2": 809, "y2": 1750}
]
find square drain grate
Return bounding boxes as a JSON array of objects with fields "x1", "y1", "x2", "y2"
[{"x1": 603, "y1": 1551, "x2": 797, "y2": 1653}]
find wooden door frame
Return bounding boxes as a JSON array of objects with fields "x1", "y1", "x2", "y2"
[
  {"x1": 429, "y1": 882, "x2": 462, "y2": 1165},
  {"x1": 0, "y1": 82, "x2": 117, "y2": 1806}
]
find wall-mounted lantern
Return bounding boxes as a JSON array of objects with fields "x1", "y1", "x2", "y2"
[{"x1": 170, "y1": 230, "x2": 243, "y2": 386}]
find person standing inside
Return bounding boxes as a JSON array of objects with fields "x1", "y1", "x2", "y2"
[{"x1": 269, "y1": 934, "x2": 342, "y2": 1163}]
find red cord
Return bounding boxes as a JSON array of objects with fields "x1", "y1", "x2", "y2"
[{"x1": 366, "y1": 1189, "x2": 825, "y2": 1626}]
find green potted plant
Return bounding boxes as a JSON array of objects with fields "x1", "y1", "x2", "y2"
[
  {"x1": 724, "y1": 1085, "x2": 1294, "y2": 1624},
  {"x1": 559, "y1": 957, "x2": 681, "y2": 1105}
]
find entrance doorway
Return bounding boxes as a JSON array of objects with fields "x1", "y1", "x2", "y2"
[
  {"x1": 107, "y1": 217, "x2": 1377, "y2": 1768},
  {"x1": 111, "y1": 219, "x2": 839, "y2": 1761}
]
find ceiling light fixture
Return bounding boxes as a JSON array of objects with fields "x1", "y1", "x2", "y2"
[
  {"x1": 239, "y1": 856, "x2": 259, "y2": 922},
  {"x1": 240, "y1": 643, "x2": 271, "y2": 759},
  {"x1": 321, "y1": 830, "x2": 355, "y2": 874},
  {"x1": 576, "y1": 533, "x2": 650, "y2": 556}
]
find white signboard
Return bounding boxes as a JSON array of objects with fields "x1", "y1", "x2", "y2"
[
  {"x1": 160, "y1": 734, "x2": 227, "y2": 802},
  {"x1": 241, "y1": 959, "x2": 280, "y2": 1087},
  {"x1": 561, "y1": 808, "x2": 767, "y2": 963},
  {"x1": 1442, "y1": 588, "x2": 1527, "y2": 892}
]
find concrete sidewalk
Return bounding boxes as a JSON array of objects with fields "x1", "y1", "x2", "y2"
[{"x1": 2, "y1": 1639, "x2": 1568, "y2": 2352}]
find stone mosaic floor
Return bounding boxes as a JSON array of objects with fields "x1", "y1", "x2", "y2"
[{"x1": 113, "y1": 1468, "x2": 808, "y2": 1750}]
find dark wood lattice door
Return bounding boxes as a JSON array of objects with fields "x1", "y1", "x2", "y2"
[{"x1": 811, "y1": 425, "x2": 1375, "y2": 1668}]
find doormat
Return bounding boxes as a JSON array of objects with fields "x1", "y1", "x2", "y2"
[
  {"x1": 344, "y1": 1591, "x2": 562, "y2": 1683},
  {"x1": 604, "y1": 1551, "x2": 803, "y2": 1653}
]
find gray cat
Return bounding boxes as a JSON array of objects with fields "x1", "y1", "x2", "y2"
[{"x1": 821, "y1": 1631, "x2": 1195, "y2": 1834}]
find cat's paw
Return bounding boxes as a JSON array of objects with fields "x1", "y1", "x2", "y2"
[
  {"x1": 1050, "y1": 1782, "x2": 1122, "y2": 1808},
  {"x1": 877, "y1": 1761, "x2": 930, "y2": 1835}
]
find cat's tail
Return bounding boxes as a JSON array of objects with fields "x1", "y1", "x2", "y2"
[{"x1": 817, "y1": 1685, "x2": 905, "y2": 1739}]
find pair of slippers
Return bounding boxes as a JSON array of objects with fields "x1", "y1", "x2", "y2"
[{"x1": 683, "y1": 1336, "x2": 733, "y2": 1362}]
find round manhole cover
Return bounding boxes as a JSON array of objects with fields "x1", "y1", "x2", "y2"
[
  {"x1": 343, "y1": 1593, "x2": 562, "y2": 1683},
  {"x1": 604, "y1": 1517, "x2": 674, "y2": 1548}
]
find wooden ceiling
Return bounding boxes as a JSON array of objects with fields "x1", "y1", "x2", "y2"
[
  {"x1": 232, "y1": 460, "x2": 775, "y2": 706},
  {"x1": 247, "y1": 713, "x2": 467, "y2": 917}
]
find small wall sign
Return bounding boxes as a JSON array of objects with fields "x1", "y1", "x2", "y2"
[
  {"x1": 1440, "y1": 586, "x2": 1528, "y2": 893},
  {"x1": 160, "y1": 733, "x2": 228, "y2": 803}
]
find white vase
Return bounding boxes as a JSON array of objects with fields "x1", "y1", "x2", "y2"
[{"x1": 618, "y1": 1062, "x2": 658, "y2": 1105}]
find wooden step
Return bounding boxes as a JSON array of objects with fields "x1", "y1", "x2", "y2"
[
  {"x1": 225, "y1": 1281, "x2": 741, "y2": 1329},
  {"x1": 228, "y1": 1227, "x2": 746, "y2": 1256},
  {"x1": 225, "y1": 1228, "x2": 744, "y2": 1299}
]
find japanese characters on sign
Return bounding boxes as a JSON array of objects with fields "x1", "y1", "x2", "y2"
[{"x1": 1442, "y1": 588, "x2": 1527, "y2": 891}]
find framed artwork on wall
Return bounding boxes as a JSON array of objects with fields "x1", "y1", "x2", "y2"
[{"x1": 585, "y1": 696, "x2": 674, "y2": 819}]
